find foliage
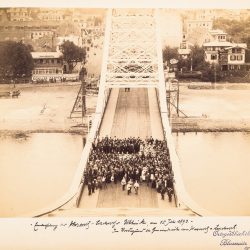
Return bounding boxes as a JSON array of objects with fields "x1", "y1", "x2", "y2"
[
  {"x1": 163, "y1": 45, "x2": 209, "y2": 71},
  {"x1": 162, "y1": 46, "x2": 179, "y2": 62},
  {"x1": 213, "y1": 17, "x2": 250, "y2": 47},
  {"x1": 163, "y1": 45, "x2": 217, "y2": 81},
  {"x1": 60, "y1": 41, "x2": 86, "y2": 73},
  {"x1": 201, "y1": 63, "x2": 221, "y2": 82},
  {"x1": 0, "y1": 41, "x2": 34, "y2": 79}
]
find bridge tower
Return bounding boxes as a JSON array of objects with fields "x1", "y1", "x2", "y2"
[{"x1": 100, "y1": 9, "x2": 164, "y2": 90}]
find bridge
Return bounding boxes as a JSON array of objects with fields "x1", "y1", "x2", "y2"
[{"x1": 36, "y1": 9, "x2": 213, "y2": 217}]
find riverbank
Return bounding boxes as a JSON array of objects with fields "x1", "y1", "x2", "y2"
[
  {"x1": 0, "y1": 83, "x2": 97, "y2": 136},
  {"x1": 170, "y1": 83, "x2": 250, "y2": 132},
  {"x1": 171, "y1": 117, "x2": 250, "y2": 133},
  {"x1": 1, "y1": 83, "x2": 250, "y2": 135}
]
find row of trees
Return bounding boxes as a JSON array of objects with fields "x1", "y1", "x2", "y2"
[{"x1": 0, "y1": 40, "x2": 86, "y2": 81}]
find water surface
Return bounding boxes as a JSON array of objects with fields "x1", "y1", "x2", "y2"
[
  {"x1": 0, "y1": 133, "x2": 82, "y2": 217},
  {"x1": 173, "y1": 132, "x2": 250, "y2": 215}
]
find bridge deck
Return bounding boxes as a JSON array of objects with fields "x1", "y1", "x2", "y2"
[
  {"x1": 99, "y1": 88, "x2": 164, "y2": 139},
  {"x1": 79, "y1": 88, "x2": 173, "y2": 211}
]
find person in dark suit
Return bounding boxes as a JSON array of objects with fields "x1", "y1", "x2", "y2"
[
  {"x1": 91, "y1": 180, "x2": 96, "y2": 194},
  {"x1": 167, "y1": 187, "x2": 173, "y2": 202},
  {"x1": 88, "y1": 181, "x2": 92, "y2": 196},
  {"x1": 160, "y1": 186, "x2": 166, "y2": 200}
]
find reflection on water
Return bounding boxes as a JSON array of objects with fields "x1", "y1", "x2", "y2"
[
  {"x1": 173, "y1": 132, "x2": 250, "y2": 216},
  {"x1": 0, "y1": 133, "x2": 82, "y2": 217}
]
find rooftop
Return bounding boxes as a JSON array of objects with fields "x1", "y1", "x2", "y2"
[
  {"x1": 225, "y1": 43, "x2": 248, "y2": 50},
  {"x1": 203, "y1": 41, "x2": 233, "y2": 47},
  {"x1": 31, "y1": 51, "x2": 63, "y2": 59},
  {"x1": 209, "y1": 29, "x2": 227, "y2": 35}
]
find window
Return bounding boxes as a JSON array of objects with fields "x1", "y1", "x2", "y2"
[
  {"x1": 211, "y1": 54, "x2": 217, "y2": 60},
  {"x1": 230, "y1": 55, "x2": 236, "y2": 61},
  {"x1": 237, "y1": 55, "x2": 243, "y2": 61}
]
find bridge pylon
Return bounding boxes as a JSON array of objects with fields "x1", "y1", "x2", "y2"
[{"x1": 99, "y1": 9, "x2": 165, "y2": 90}]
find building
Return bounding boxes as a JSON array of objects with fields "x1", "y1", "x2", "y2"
[
  {"x1": 37, "y1": 8, "x2": 65, "y2": 21},
  {"x1": 221, "y1": 44, "x2": 248, "y2": 70},
  {"x1": 6, "y1": 8, "x2": 32, "y2": 22},
  {"x1": 209, "y1": 29, "x2": 227, "y2": 42},
  {"x1": 185, "y1": 17, "x2": 213, "y2": 46},
  {"x1": 203, "y1": 41, "x2": 247, "y2": 70},
  {"x1": 186, "y1": 18, "x2": 213, "y2": 35},
  {"x1": 178, "y1": 33, "x2": 193, "y2": 59},
  {"x1": 31, "y1": 52, "x2": 64, "y2": 82},
  {"x1": 203, "y1": 41, "x2": 235, "y2": 64}
]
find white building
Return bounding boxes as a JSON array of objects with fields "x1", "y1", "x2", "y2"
[
  {"x1": 203, "y1": 41, "x2": 247, "y2": 70},
  {"x1": 225, "y1": 44, "x2": 248, "y2": 70},
  {"x1": 31, "y1": 52, "x2": 64, "y2": 82},
  {"x1": 203, "y1": 41, "x2": 234, "y2": 64}
]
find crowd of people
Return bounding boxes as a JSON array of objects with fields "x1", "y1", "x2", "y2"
[{"x1": 84, "y1": 136, "x2": 175, "y2": 202}]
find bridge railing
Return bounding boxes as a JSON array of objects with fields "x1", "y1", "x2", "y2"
[
  {"x1": 155, "y1": 86, "x2": 214, "y2": 216},
  {"x1": 74, "y1": 87, "x2": 112, "y2": 207},
  {"x1": 155, "y1": 87, "x2": 179, "y2": 208}
]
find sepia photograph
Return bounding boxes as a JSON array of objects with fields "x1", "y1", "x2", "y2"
[{"x1": 0, "y1": 0, "x2": 250, "y2": 249}]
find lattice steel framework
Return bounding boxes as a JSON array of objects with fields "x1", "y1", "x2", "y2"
[{"x1": 101, "y1": 9, "x2": 163, "y2": 89}]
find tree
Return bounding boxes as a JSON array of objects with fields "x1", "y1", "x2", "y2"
[
  {"x1": 202, "y1": 63, "x2": 221, "y2": 82},
  {"x1": 60, "y1": 41, "x2": 86, "y2": 73},
  {"x1": 162, "y1": 46, "x2": 179, "y2": 62},
  {"x1": 213, "y1": 17, "x2": 250, "y2": 46},
  {"x1": 190, "y1": 45, "x2": 209, "y2": 71},
  {"x1": 0, "y1": 41, "x2": 34, "y2": 80}
]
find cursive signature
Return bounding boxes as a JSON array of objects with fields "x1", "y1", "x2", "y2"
[{"x1": 220, "y1": 239, "x2": 247, "y2": 247}]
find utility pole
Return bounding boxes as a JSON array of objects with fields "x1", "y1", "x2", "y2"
[
  {"x1": 190, "y1": 56, "x2": 193, "y2": 72},
  {"x1": 214, "y1": 63, "x2": 217, "y2": 84},
  {"x1": 176, "y1": 80, "x2": 180, "y2": 116}
]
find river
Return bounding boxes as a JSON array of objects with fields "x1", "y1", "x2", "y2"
[
  {"x1": 0, "y1": 133, "x2": 83, "y2": 217},
  {"x1": 173, "y1": 132, "x2": 250, "y2": 216},
  {"x1": 0, "y1": 132, "x2": 249, "y2": 216}
]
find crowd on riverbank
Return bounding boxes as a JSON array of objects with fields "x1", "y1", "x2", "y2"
[{"x1": 84, "y1": 136, "x2": 175, "y2": 202}]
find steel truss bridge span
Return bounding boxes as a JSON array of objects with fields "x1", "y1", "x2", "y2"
[{"x1": 34, "y1": 9, "x2": 213, "y2": 217}]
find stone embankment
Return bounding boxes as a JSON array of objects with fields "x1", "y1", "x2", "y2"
[{"x1": 171, "y1": 117, "x2": 250, "y2": 133}]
